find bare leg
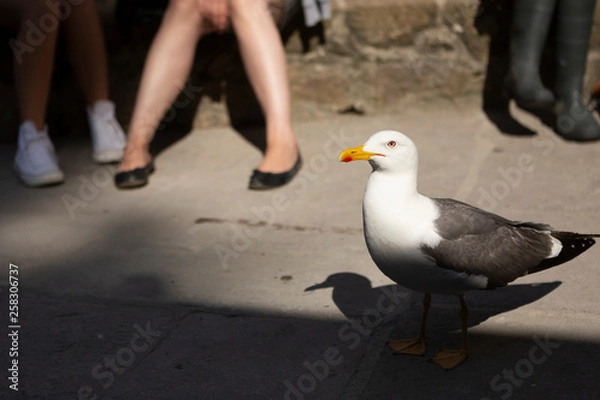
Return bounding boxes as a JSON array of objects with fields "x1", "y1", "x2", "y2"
[
  {"x1": 118, "y1": 0, "x2": 205, "y2": 172},
  {"x1": 62, "y1": 0, "x2": 108, "y2": 105},
  {"x1": 230, "y1": 0, "x2": 299, "y2": 173},
  {"x1": 432, "y1": 294, "x2": 469, "y2": 370},
  {"x1": 387, "y1": 293, "x2": 431, "y2": 355},
  {"x1": 5, "y1": 1, "x2": 60, "y2": 130}
]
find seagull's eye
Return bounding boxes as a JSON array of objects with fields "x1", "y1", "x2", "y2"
[{"x1": 387, "y1": 140, "x2": 397, "y2": 148}]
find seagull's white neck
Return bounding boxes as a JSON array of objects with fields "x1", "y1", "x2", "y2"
[
  {"x1": 366, "y1": 169, "x2": 419, "y2": 202},
  {"x1": 362, "y1": 167, "x2": 437, "y2": 253}
]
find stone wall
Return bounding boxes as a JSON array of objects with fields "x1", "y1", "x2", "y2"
[{"x1": 287, "y1": 0, "x2": 486, "y2": 115}]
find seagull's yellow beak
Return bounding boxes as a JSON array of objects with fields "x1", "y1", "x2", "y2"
[{"x1": 338, "y1": 145, "x2": 382, "y2": 162}]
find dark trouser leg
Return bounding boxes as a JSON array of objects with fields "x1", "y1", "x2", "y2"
[
  {"x1": 507, "y1": 0, "x2": 557, "y2": 109},
  {"x1": 554, "y1": 0, "x2": 600, "y2": 141}
]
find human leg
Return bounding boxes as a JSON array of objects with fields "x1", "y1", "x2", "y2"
[
  {"x1": 4, "y1": 0, "x2": 64, "y2": 186},
  {"x1": 7, "y1": 0, "x2": 60, "y2": 130},
  {"x1": 62, "y1": 0, "x2": 108, "y2": 104},
  {"x1": 230, "y1": 0, "x2": 299, "y2": 178},
  {"x1": 63, "y1": 0, "x2": 126, "y2": 162},
  {"x1": 116, "y1": 0, "x2": 205, "y2": 181},
  {"x1": 554, "y1": 0, "x2": 600, "y2": 141},
  {"x1": 507, "y1": 0, "x2": 557, "y2": 110}
]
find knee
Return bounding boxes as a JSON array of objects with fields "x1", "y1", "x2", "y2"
[
  {"x1": 167, "y1": 0, "x2": 203, "y2": 26},
  {"x1": 168, "y1": 0, "x2": 201, "y2": 16}
]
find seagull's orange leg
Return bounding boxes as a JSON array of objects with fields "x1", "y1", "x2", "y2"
[
  {"x1": 432, "y1": 294, "x2": 469, "y2": 370},
  {"x1": 387, "y1": 293, "x2": 431, "y2": 355}
]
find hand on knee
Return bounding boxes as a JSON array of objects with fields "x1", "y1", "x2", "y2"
[{"x1": 197, "y1": 0, "x2": 230, "y2": 32}]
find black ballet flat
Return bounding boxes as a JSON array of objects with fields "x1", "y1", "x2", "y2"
[
  {"x1": 248, "y1": 155, "x2": 302, "y2": 190},
  {"x1": 114, "y1": 162, "x2": 155, "y2": 189}
]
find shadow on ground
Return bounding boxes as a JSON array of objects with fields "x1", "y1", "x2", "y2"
[{"x1": 1, "y1": 257, "x2": 598, "y2": 399}]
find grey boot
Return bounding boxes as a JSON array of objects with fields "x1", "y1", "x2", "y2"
[
  {"x1": 554, "y1": 0, "x2": 600, "y2": 141},
  {"x1": 507, "y1": 0, "x2": 556, "y2": 110}
]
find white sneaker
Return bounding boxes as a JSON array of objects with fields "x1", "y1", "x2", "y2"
[
  {"x1": 88, "y1": 100, "x2": 126, "y2": 164},
  {"x1": 14, "y1": 121, "x2": 65, "y2": 187}
]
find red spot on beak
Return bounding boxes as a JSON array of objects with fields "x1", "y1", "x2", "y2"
[{"x1": 342, "y1": 156, "x2": 353, "y2": 162}]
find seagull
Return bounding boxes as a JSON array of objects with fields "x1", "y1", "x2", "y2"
[{"x1": 338, "y1": 130, "x2": 598, "y2": 369}]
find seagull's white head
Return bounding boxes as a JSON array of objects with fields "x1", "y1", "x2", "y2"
[{"x1": 338, "y1": 130, "x2": 418, "y2": 173}]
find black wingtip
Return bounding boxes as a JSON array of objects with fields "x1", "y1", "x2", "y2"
[
  {"x1": 528, "y1": 233, "x2": 596, "y2": 275},
  {"x1": 531, "y1": 232, "x2": 596, "y2": 275}
]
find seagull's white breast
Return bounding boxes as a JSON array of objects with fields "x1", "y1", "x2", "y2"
[{"x1": 362, "y1": 173, "x2": 487, "y2": 294}]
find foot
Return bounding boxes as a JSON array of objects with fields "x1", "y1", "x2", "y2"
[
  {"x1": 14, "y1": 121, "x2": 65, "y2": 187},
  {"x1": 555, "y1": 98, "x2": 600, "y2": 142},
  {"x1": 117, "y1": 145, "x2": 153, "y2": 173},
  {"x1": 505, "y1": 74, "x2": 555, "y2": 111},
  {"x1": 88, "y1": 100, "x2": 127, "y2": 164},
  {"x1": 387, "y1": 337, "x2": 426, "y2": 356},
  {"x1": 256, "y1": 140, "x2": 299, "y2": 173},
  {"x1": 115, "y1": 144, "x2": 154, "y2": 189},
  {"x1": 115, "y1": 162, "x2": 155, "y2": 189},
  {"x1": 248, "y1": 154, "x2": 302, "y2": 190},
  {"x1": 432, "y1": 348, "x2": 468, "y2": 370}
]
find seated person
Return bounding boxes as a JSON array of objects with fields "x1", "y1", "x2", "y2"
[
  {"x1": 1, "y1": 0, "x2": 126, "y2": 187},
  {"x1": 115, "y1": 0, "x2": 330, "y2": 190}
]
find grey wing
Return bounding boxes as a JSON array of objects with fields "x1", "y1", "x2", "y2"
[
  {"x1": 422, "y1": 198, "x2": 555, "y2": 288},
  {"x1": 431, "y1": 198, "x2": 553, "y2": 238}
]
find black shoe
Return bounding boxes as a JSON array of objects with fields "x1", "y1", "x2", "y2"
[
  {"x1": 115, "y1": 162, "x2": 155, "y2": 189},
  {"x1": 248, "y1": 154, "x2": 302, "y2": 190},
  {"x1": 555, "y1": 99, "x2": 600, "y2": 142},
  {"x1": 507, "y1": 0, "x2": 556, "y2": 111},
  {"x1": 504, "y1": 75, "x2": 555, "y2": 111}
]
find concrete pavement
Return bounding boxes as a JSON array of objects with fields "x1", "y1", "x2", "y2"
[{"x1": 0, "y1": 95, "x2": 599, "y2": 399}]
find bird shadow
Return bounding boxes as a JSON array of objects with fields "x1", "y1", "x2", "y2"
[
  {"x1": 305, "y1": 272, "x2": 561, "y2": 332},
  {"x1": 305, "y1": 272, "x2": 413, "y2": 321}
]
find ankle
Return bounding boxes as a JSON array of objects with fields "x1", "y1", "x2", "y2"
[
  {"x1": 87, "y1": 100, "x2": 116, "y2": 119},
  {"x1": 124, "y1": 143, "x2": 149, "y2": 156},
  {"x1": 265, "y1": 129, "x2": 298, "y2": 148},
  {"x1": 20, "y1": 119, "x2": 46, "y2": 133},
  {"x1": 555, "y1": 90, "x2": 584, "y2": 106},
  {"x1": 264, "y1": 141, "x2": 299, "y2": 157}
]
